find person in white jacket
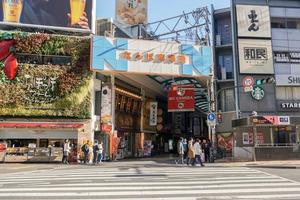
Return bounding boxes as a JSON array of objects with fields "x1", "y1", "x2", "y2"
[
  {"x1": 62, "y1": 139, "x2": 71, "y2": 164},
  {"x1": 193, "y1": 139, "x2": 204, "y2": 167}
]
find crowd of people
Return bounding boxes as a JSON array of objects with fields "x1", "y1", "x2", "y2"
[
  {"x1": 175, "y1": 137, "x2": 211, "y2": 166},
  {"x1": 62, "y1": 139, "x2": 104, "y2": 165}
]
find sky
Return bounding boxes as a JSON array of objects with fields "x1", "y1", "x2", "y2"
[{"x1": 96, "y1": 0, "x2": 230, "y2": 22}]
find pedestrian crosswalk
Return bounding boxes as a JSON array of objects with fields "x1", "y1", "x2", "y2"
[{"x1": 0, "y1": 165, "x2": 299, "y2": 200}]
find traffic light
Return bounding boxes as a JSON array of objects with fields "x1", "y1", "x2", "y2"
[
  {"x1": 217, "y1": 112, "x2": 222, "y2": 123},
  {"x1": 255, "y1": 77, "x2": 275, "y2": 86}
]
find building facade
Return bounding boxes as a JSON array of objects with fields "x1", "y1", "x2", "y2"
[{"x1": 215, "y1": 0, "x2": 300, "y2": 161}]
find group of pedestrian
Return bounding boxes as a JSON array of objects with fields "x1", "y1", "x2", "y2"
[
  {"x1": 62, "y1": 139, "x2": 104, "y2": 165},
  {"x1": 175, "y1": 137, "x2": 211, "y2": 166}
]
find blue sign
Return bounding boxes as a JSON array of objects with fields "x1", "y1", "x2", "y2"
[
  {"x1": 91, "y1": 36, "x2": 212, "y2": 77},
  {"x1": 207, "y1": 113, "x2": 216, "y2": 121}
]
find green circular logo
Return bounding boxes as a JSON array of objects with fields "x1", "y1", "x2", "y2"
[{"x1": 251, "y1": 86, "x2": 265, "y2": 101}]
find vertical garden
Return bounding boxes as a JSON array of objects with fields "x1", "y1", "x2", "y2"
[{"x1": 0, "y1": 32, "x2": 92, "y2": 118}]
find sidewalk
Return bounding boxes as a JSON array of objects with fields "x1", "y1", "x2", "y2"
[
  {"x1": 201, "y1": 157, "x2": 300, "y2": 169},
  {"x1": 143, "y1": 154, "x2": 300, "y2": 169}
]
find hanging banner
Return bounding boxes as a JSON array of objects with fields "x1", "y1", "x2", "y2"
[
  {"x1": 149, "y1": 102, "x2": 158, "y2": 126},
  {"x1": 116, "y1": 0, "x2": 147, "y2": 26},
  {"x1": 101, "y1": 84, "x2": 112, "y2": 133},
  {"x1": 168, "y1": 84, "x2": 195, "y2": 112}
]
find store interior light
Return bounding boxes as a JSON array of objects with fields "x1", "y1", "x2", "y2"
[{"x1": 115, "y1": 87, "x2": 142, "y2": 100}]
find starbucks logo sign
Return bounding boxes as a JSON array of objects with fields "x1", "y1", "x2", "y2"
[{"x1": 251, "y1": 86, "x2": 265, "y2": 101}]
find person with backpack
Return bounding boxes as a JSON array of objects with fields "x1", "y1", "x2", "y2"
[
  {"x1": 92, "y1": 141, "x2": 99, "y2": 164},
  {"x1": 81, "y1": 141, "x2": 90, "y2": 164}
]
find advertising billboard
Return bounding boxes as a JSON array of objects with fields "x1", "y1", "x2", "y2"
[
  {"x1": 236, "y1": 5, "x2": 271, "y2": 38},
  {"x1": 0, "y1": 0, "x2": 94, "y2": 31},
  {"x1": 238, "y1": 39, "x2": 274, "y2": 74},
  {"x1": 168, "y1": 85, "x2": 195, "y2": 112},
  {"x1": 116, "y1": 0, "x2": 147, "y2": 26},
  {"x1": 91, "y1": 36, "x2": 212, "y2": 77}
]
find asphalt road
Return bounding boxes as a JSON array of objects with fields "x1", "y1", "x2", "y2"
[{"x1": 0, "y1": 161, "x2": 300, "y2": 200}]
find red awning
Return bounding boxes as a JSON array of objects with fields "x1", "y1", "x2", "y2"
[{"x1": 0, "y1": 122, "x2": 84, "y2": 129}]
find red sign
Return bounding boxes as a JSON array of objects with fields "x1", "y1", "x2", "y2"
[
  {"x1": 168, "y1": 84, "x2": 195, "y2": 112},
  {"x1": 242, "y1": 76, "x2": 254, "y2": 87},
  {"x1": 0, "y1": 143, "x2": 7, "y2": 153},
  {"x1": 101, "y1": 124, "x2": 112, "y2": 133}
]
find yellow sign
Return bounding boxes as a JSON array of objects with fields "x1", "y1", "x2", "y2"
[{"x1": 120, "y1": 51, "x2": 187, "y2": 64}]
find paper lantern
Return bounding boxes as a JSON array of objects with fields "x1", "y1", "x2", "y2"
[
  {"x1": 0, "y1": 40, "x2": 15, "y2": 61},
  {"x1": 3, "y1": 54, "x2": 18, "y2": 80},
  {"x1": 156, "y1": 124, "x2": 163, "y2": 131}
]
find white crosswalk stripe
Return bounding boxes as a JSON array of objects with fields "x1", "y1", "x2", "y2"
[{"x1": 0, "y1": 166, "x2": 299, "y2": 200}]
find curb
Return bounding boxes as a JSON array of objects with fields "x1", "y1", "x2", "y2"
[{"x1": 246, "y1": 165, "x2": 300, "y2": 169}]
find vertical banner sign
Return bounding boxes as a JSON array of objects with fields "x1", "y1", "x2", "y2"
[
  {"x1": 168, "y1": 84, "x2": 195, "y2": 112},
  {"x1": 116, "y1": 0, "x2": 148, "y2": 26},
  {"x1": 101, "y1": 84, "x2": 113, "y2": 133},
  {"x1": 236, "y1": 5, "x2": 271, "y2": 38},
  {"x1": 149, "y1": 102, "x2": 158, "y2": 126}
]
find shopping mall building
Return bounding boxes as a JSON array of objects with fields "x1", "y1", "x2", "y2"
[
  {"x1": 215, "y1": 0, "x2": 300, "y2": 161},
  {"x1": 0, "y1": 2, "x2": 213, "y2": 162}
]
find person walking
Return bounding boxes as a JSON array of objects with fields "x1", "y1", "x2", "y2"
[
  {"x1": 182, "y1": 138, "x2": 188, "y2": 161},
  {"x1": 203, "y1": 139, "x2": 211, "y2": 163},
  {"x1": 62, "y1": 139, "x2": 70, "y2": 164},
  {"x1": 81, "y1": 141, "x2": 90, "y2": 164},
  {"x1": 194, "y1": 139, "x2": 204, "y2": 167},
  {"x1": 92, "y1": 141, "x2": 99, "y2": 164},
  {"x1": 187, "y1": 138, "x2": 195, "y2": 166},
  {"x1": 97, "y1": 141, "x2": 104, "y2": 164},
  {"x1": 175, "y1": 137, "x2": 184, "y2": 165}
]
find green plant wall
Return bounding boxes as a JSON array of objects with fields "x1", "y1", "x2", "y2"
[{"x1": 0, "y1": 32, "x2": 92, "y2": 119}]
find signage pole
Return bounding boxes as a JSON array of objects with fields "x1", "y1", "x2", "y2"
[{"x1": 253, "y1": 122, "x2": 257, "y2": 161}]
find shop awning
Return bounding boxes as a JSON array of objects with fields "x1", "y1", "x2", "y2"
[{"x1": 0, "y1": 122, "x2": 84, "y2": 129}]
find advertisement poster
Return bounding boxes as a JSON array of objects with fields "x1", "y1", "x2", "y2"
[
  {"x1": 217, "y1": 133, "x2": 233, "y2": 152},
  {"x1": 236, "y1": 5, "x2": 271, "y2": 38},
  {"x1": 0, "y1": 0, "x2": 93, "y2": 31},
  {"x1": 168, "y1": 85, "x2": 195, "y2": 112},
  {"x1": 116, "y1": 0, "x2": 147, "y2": 26},
  {"x1": 149, "y1": 102, "x2": 158, "y2": 126},
  {"x1": 101, "y1": 84, "x2": 112, "y2": 133}
]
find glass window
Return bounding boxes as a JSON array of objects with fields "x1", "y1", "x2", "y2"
[
  {"x1": 276, "y1": 87, "x2": 300, "y2": 100},
  {"x1": 271, "y1": 18, "x2": 286, "y2": 28}
]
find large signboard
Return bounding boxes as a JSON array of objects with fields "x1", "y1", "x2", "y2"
[
  {"x1": 236, "y1": 5, "x2": 271, "y2": 38},
  {"x1": 91, "y1": 36, "x2": 212, "y2": 77},
  {"x1": 0, "y1": 0, "x2": 94, "y2": 31},
  {"x1": 276, "y1": 75, "x2": 300, "y2": 86},
  {"x1": 116, "y1": 0, "x2": 147, "y2": 26},
  {"x1": 278, "y1": 100, "x2": 300, "y2": 112},
  {"x1": 168, "y1": 85, "x2": 195, "y2": 112},
  {"x1": 238, "y1": 39, "x2": 274, "y2": 74},
  {"x1": 274, "y1": 51, "x2": 300, "y2": 64}
]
